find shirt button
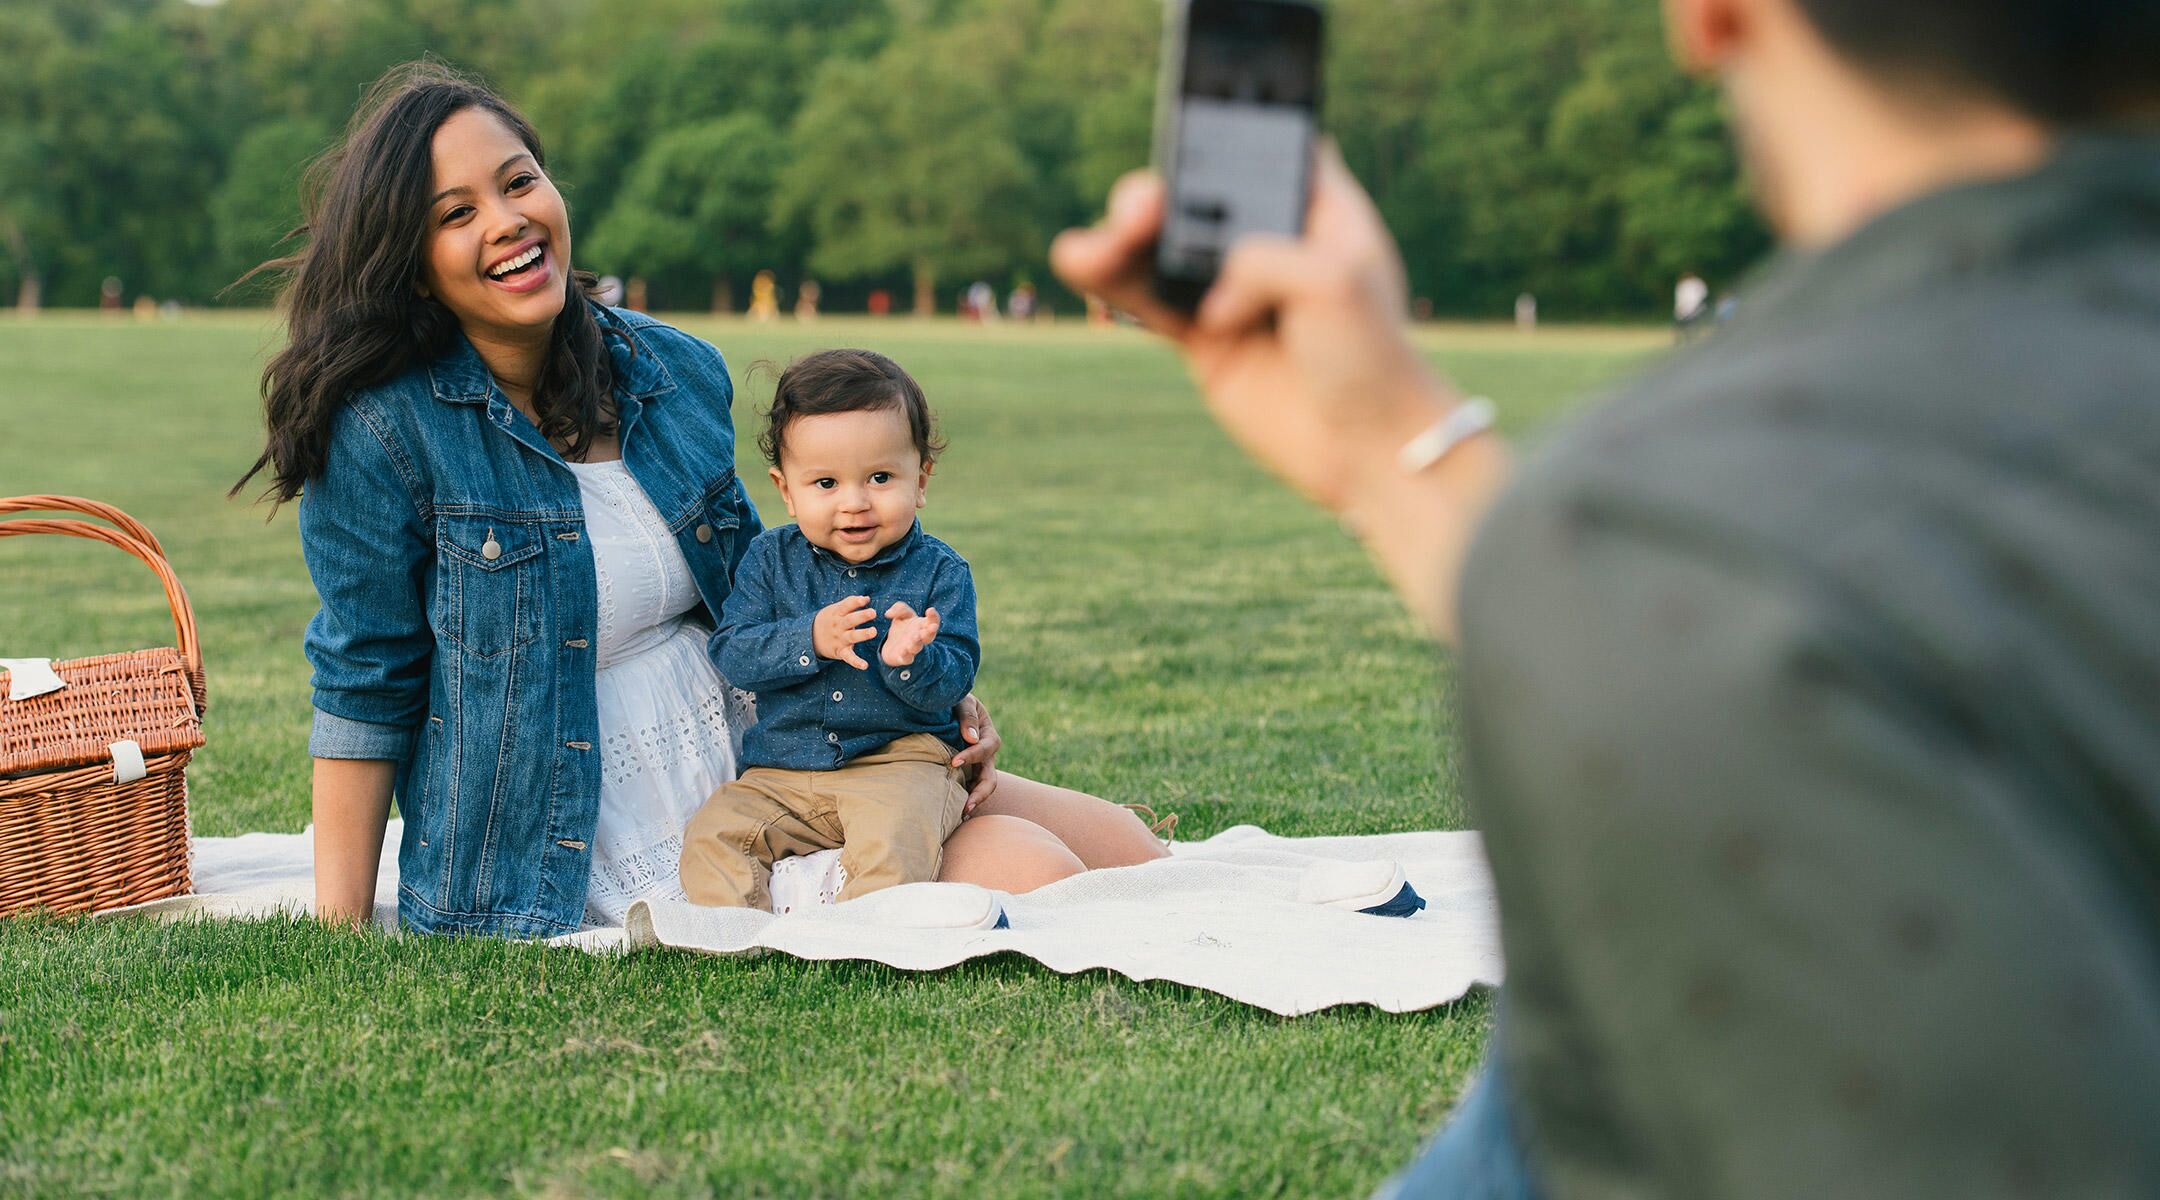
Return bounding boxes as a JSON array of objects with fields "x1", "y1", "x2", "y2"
[
  {"x1": 798, "y1": 654, "x2": 811, "y2": 666},
  {"x1": 695, "y1": 524, "x2": 714, "y2": 544},
  {"x1": 900, "y1": 670, "x2": 911, "y2": 680},
  {"x1": 847, "y1": 568, "x2": 858, "y2": 577},
  {"x1": 826, "y1": 733, "x2": 840, "y2": 744},
  {"x1": 831, "y1": 690, "x2": 844, "y2": 702}
]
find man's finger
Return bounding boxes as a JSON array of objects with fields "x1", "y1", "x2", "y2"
[
  {"x1": 1049, "y1": 171, "x2": 1195, "y2": 337},
  {"x1": 1196, "y1": 235, "x2": 1320, "y2": 335}
]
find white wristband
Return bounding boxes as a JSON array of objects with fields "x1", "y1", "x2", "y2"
[{"x1": 1396, "y1": 397, "x2": 1496, "y2": 475}]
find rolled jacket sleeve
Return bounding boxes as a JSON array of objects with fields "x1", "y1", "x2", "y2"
[{"x1": 299, "y1": 403, "x2": 434, "y2": 760}]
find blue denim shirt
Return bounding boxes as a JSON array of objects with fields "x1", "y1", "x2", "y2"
[
  {"x1": 714, "y1": 522, "x2": 978, "y2": 770},
  {"x1": 299, "y1": 307, "x2": 760, "y2": 937}
]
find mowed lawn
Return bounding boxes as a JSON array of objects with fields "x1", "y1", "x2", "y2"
[{"x1": 0, "y1": 314, "x2": 1659, "y2": 1198}]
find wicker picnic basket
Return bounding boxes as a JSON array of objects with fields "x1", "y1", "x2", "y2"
[{"x1": 0, "y1": 495, "x2": 205, "y2": 916}]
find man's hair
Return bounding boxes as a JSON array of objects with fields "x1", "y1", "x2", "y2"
[
  {"x1": 760, "y1": 349, "x2": 947, "y2": 467},
  {"x1": 1794, "y1": 1, "x2": 2160, "y2": 123}
]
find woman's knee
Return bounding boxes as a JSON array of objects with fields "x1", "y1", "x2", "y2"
[{"x1": 939, "y1": 813, "x2": 1085, "y2": 892}]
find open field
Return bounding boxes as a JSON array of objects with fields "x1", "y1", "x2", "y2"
[{"x1": 0, "y1": 315, "x2": 1659, "y2": 1197}]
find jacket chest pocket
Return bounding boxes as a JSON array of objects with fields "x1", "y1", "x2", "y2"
[{"x1": 434, "y1": 518, "x2": 544, "y2": 659}]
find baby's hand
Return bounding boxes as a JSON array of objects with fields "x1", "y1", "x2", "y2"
[
  {"x1": 881, "y1": 602, "x2": 941, "y2": 667},
  {"x1": 814, "y1": 595, "x2": 877, "y2": 669}
]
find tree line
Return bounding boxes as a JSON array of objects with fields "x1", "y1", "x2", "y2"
[{"x1": 0, "y1": 0, "x2": 1769, "y2": 319}]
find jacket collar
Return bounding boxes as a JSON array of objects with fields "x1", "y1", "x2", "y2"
[
  {"x1": 426, "y1": 308, "x2": 676, "y2": 406},
  {"x1": 809, "y1": 520, "x2": 923, "y2": 571}
]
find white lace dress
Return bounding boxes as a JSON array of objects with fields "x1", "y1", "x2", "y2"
[
  {"x1": 571, "y1": 459, "x2": 849, "y2": 926},
  {"x1": 571, "y1": 459, "x2": 758, "y2": 927}
]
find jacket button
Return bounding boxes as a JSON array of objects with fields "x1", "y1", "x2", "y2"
[
  {"x1": 481, "y1": 537, "x2": 502, "y2": 561},
  {"x1": 695, "y1": 524, "x2": 714, "y2": 543}
]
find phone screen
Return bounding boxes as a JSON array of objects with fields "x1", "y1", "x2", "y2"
[{"x1": 1156, "y1": 0, "x2": 1324, "y2": 300}]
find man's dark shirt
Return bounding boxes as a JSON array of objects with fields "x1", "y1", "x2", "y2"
[{"x1": 1457, "y1": 135, "x2": 2160, "y2": 1197}]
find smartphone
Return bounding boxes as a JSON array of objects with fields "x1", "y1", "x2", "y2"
[{"x1": 1152, "y1": 0, "x2": 1326, "y2": 312}]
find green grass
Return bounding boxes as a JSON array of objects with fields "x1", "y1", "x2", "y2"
[{"x1": 0, "y1": 313, "x2": 1658, "y2": 1197}]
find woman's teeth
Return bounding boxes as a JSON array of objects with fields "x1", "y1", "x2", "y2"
[{"x1": 488, "y1": 246, "x2": 543, "y2": 279}]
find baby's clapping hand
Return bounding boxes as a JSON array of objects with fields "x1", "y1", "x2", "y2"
[
  {"x1": 881, "y1": 602, "x2": 941, "y2": 667},
  {"x1": 814, "y1": 594, "x2": 878, "y2": 669}
]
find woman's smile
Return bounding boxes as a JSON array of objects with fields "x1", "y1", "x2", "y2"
[{"x1": 483, "y1": 238, "x2": 551, "y2": 294}]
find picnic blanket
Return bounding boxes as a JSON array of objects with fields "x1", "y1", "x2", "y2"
[{"x1": 119, "y1": 821, "x2": 1504, "y2": 1016}]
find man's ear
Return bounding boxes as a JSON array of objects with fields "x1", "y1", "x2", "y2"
[
  {"x1": 769, "y1": 466, "x2": 797, "y2": 519},
  {"x1": 1663, "y1": 0, "x2": 1749, "y2": 75}
]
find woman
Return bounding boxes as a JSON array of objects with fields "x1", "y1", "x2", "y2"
[{"x1": 236, "y1": 62, "x2": 1165, "y2": 936}]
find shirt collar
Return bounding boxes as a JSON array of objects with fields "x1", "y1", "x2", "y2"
[
  {"x1": 809, "y1": 520, "x2": 922, "y2": 571},
  {"x1": 1729, "y1": 131, "x2": 2160, "y2": 336},
  {"x1": 427, "y1": 307, "x2": 676, "y2": 406}
]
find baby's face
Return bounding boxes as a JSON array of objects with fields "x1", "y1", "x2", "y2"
[{"x1": 769, "y1": 407, "x2": 930, "y2": 564}]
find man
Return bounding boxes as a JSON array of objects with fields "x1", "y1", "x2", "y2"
[{"x1": 1053, "y1": 0, "x2": 2160, "y2": 1196}]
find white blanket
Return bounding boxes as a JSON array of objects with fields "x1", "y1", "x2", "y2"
[{"x1": 118, "y1": 821, "x2": 1504, "y2": 1016}]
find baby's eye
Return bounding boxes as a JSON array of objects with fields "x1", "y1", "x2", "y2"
[
  {"x1": 869, "y1": 471, "x2": 893, "y2": 485},
  {"x1": 813, "y1": 478, "x2": 837, "y2": 490}
]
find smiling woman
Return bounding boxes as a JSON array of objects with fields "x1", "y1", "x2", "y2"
[{"x1": 229, "y1": 61, "x2": 1168, "y2": 937}]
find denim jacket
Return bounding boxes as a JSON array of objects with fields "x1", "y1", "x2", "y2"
[
  {"x1": 299, "y1": 307, "x2": 760, "y2": 937},
  {"x1": 714, "y1": 522, "x2": 978, "y2": 770}
]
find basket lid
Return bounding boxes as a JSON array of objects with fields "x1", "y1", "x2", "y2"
[{"x1": 0, "y1": 648, "x2": 205, "y2": 776}]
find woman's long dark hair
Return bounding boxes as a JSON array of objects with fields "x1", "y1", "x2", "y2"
[{"x1": 232, "y1": 61, "x2": 619, "y2": 504}]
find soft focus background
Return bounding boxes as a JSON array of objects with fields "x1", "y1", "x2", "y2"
[
  {"x1": 0, "y1": 0, "x2": 1723, "y2": 1193},
  {"x1": 0, "y1": 0, "x2": 1767, "y2": 319}
]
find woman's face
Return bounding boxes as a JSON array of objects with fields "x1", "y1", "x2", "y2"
[{"x1": 420, "y1": 107, "x2": 571, "y2": 342}]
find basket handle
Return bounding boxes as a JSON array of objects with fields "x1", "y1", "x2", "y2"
[{"x1": 0, "y1": 496, "x2": 206, "y2": 716}]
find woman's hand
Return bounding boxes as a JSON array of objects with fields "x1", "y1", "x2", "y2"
[{"x1": 951, "y1": 693, "x2": 1001, "y2": 813}]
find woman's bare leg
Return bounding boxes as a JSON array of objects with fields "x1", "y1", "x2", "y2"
[
  {"x1": 971, "y1": 773, "x2": 1171, "y2": 869},
  {"x1": 937, "y1": 813, "x2": 1085, "y2": 892}
]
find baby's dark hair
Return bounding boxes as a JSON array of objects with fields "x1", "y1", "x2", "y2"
[{"x1": 758, "y1": 348, "x2": 947, "y2": 467}]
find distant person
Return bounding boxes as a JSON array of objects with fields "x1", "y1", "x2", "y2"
[
  {"x1": 624, "y1": 276, "x2": 648, "y2": 312},
  {"x1": 967, "y1": 280, "x2": 998, "y2": 324},
  {"x1": 1008, "y1": 282, "x2": 1036, "y2": 321},
  {"x1": 1513, "y1": 293, "x2": 1537, "y2": 332},
  {"x1": 794, "y1": 278, "x2": 820, "y2": 321},
  {"x1": 748, "y1": 269, "x2": 780, "y2": 322},
  {"x1": 681, "y1": 350, "x2": 980, "y2": 912},
  {"x1": 1715, "y1": 291, "x2": 1739, "y2": 323},
  {"x1": 867, "y1": 288, "x2": 892, "y2": 317},
  {"x1": 1674, "y1": 270, "x2": 1709, "y2": 340},
  {"x1": 1054, "y1": 0, "x2": 2160, "y2": 1193},
  {"x1": 99, "y1": 276, "x2": 123, "y2": 313}
]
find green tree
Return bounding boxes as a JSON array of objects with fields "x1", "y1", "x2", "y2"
[
  {"x1": 776, "y1": 18, "x2": 1037, "y2": 313},
  {"x1": 583, "y1": 113, "x2": 790, "y2": 311},
  {"x1": 208, "y1": 118, "x2": 330, "y2": 300}
]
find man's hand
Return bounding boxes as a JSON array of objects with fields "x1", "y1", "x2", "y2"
[
  {"x1": 951, "y1": 693, "x2": 1001, "y2": 813},
  {"x1": 880, "y1": 601, "x2": 940, "y2": 667},
  {"x1": 814, "y1": 594, "x2": 877, "y2": 669},
  {"x1": 1049, "y1": 142, "x2": 1456, "y2": 514},
  {"x1": 1048, "y1": 142, "x2": 1511, "y2": 641}
]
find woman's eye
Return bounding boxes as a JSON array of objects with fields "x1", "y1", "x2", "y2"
[
  {"x1": 441, "y1": 205, "x2": 472, "y2": 224},
  {"x1": 507, "y1": 172, "x2": 536, "y2": 191},
  {"x1": 870, "y1": 472, "x2": 893, "y2": 485}
]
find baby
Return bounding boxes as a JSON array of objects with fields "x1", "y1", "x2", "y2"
[{"x1": 679, "y1": 349, "x2": 979, "y2": 910}]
